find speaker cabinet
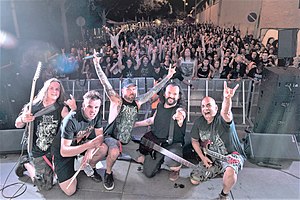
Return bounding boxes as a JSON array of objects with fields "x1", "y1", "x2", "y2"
[
  {"x1": 0, "y1": 129, "x2": 24, "y2": 154},
  {"x1": 278, "y1": 29, "x2": 298, "y2": 59},
  {"x1": 245, "y1": 133, "x2": 300, "y2": 169},
  {"x1": 253, "y1": 68, "x2": 300, "y2": 137}
]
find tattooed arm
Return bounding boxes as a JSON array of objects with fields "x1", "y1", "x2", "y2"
[
  {"x1": 92, "y1": 49, "x2": 121, "y2": 104},
  {"x1": 136, "y1": 65, "x2": 176, "y2": 107},
  {"x1": 134, "y1": 112, "x2": 156, "y2": 127}
]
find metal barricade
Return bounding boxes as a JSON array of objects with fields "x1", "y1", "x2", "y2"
[{"x1": 61, "y1": 78, "x2": 254, "y2": 125}]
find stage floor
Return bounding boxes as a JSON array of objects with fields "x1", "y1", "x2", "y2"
[{"x1": 0, "y1": 153, "x2": 299, "y2": 200}]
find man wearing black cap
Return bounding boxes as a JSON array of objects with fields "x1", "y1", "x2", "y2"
[{"x1": 92, "y1": 50, "x2": 176, "y2": 191}]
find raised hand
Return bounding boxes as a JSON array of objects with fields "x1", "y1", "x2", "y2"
[
  {"x1": 167, "y1": 63, "x2": 176, "y2": 78},
  {"x1": 64, "y1": 94, "x2": 77, "y2": 111},
  {"x1": 223, "y1": 81, "x2": 239, "y2": 99},
  {"x1": 172, "y1": 108, "x2": 186, "y2": 127},
  {"x1": 92, "y1": 49, "x2": 101, "y2": 65}
]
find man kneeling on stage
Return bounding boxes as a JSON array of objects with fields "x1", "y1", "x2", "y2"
[{"x1": 52, "y1": 90, "x2": 119, "y2": 196}]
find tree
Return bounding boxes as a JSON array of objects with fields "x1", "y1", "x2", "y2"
[
  {"x1": 90, "y1": 0, "x2": 122, "y2": 25},
  {"x1": 91, "y1": 0, "x2": 175, "y2": 22}
]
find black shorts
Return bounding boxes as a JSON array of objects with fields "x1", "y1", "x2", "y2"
[{"x1": 54, "y1": 156, "x2": 75, "y2": 183}]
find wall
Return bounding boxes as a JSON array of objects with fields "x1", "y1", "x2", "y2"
[
  {"x1": 259, "y1": 0, "x2": 300, "y2": 30},
  {"x1": 196, "y1": 0, "x2": 300, "y2": 39}
]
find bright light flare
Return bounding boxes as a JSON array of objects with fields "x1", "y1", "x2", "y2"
[{"x1": 0, "y1": 30, "x2": 18, "y2": 49}]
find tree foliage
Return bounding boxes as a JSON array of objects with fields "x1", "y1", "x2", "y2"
[{"x1": 91, "y1": 0, "x2": 180, "y2": 22}]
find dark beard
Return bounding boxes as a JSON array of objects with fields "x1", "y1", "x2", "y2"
[
  {"x1": 166, "y1": 97, "x2": 177, "y2": 106},
  {"x1": 124, "y1": 94, "x2": 135, "y2": 102}
]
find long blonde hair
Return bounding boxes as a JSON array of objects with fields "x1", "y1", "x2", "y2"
[{"x1": 23, "y1": 78, "x2": 66, "y2": 112}]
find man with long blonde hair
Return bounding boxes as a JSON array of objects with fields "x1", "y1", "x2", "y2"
[{"x1": 15, "y1": 78, "x2": 76, "y2": 191}]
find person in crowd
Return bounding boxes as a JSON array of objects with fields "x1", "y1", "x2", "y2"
[
  {"x1": 247, "y1": 63, "x2": 264, "y2": 85},
  {"x1": 152, "y1": 65, "x2": 164, "y2": 81},
  {"x1": 81, "y1": 59, "x2": 97, "y2": 79},
  {"x1": 92, "y1": 49, "x2": 176, "y2": 190},
  {"x1": 259, "y1": 51, "x2": 275, "y2": 68},
  {"x1": 227, "y1": 55, "x2": 247, "y2": 81},
  {"x1": 211, "y1": 59, "x2": 222, "y2": 79},
  {"x1": 51, "y1": 90, "x2": 119, "y2": 195},
  {"x1": 135, "y1": 82, "x2": 187, "y2": 181},
  {"x1": 122, "y1": 57, "x2": 137, "y2": 78},
  {"x1": 178, "y1": 47, "x2": 197, "y2": 84},
  {"x1": 220, "y1": 56, "x2": 233, "y2": 79},
  {"x1": 245, "y1": 51, "x2": 260, "y2": 65},
  {"x1": 137, "y1": 55, "x2": 155, "y2": 77},
  {"x1": 15, "y1": 78, "x2": 76, "y2": 191},
  {"x1": 105, "y1": 26, "x2": 124, "y2": 48},
  {"x1": 196, "y1": 58, "x2": 213, "y2": 79},
  {"x1": 189, "y1": 82, "x2": 246, "y2": 200}
]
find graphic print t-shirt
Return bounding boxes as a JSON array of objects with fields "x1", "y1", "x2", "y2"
[
  {"x1": 180, "y1": 60, "x2": 195, "y2": 77},
  {"x1": 31, "y1": 102, "x2": 63, "y2": 157},
  {"x1": 112, "y1": 99, "x2": 138, "y2": 144},
  {"x1": 62, "y1": 109, "x2": 102, "y2": 146},
  {"x1": 190, "y1": 113, "x2": 246, "y2": 158},
  {"x1": 51, "y1": 108, "x2": 102, "y2": 170}
]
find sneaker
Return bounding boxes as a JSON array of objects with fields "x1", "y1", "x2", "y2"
[
  {"x1": 103, "y1": 171, "x2": 114, "y2": 191},
  {"x1": 15, "y1": 155, "x2": 30, "y2": 177},
  {"x1": 218, "y1": 193, "x2": 230, "y2": 200},
  {"x1": 90, "y1": 169, "x2": 102, "y2": 182},
  {"x1": 169, "y1": 170, "x2": 180, "y2": 181}
]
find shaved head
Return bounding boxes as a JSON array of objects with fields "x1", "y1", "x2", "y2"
[{"x1": 201, "y1": 96, "x2": 218, "y2": 123}]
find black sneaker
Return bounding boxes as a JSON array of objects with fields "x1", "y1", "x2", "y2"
[
  {"x1": 103, "y1": 171, "x2": 114, "y2": 191},
  {"x1": 15, "y1": 155, "x2": 30, "y2": 177},
  {"x1": 90, "y1": 169, "x2": 102, "y2": 182},
  {"x1": 218, "y1": 193, "x2": 230, "y2": 200}
]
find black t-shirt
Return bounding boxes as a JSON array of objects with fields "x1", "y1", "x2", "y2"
[
  {"x1": 247, "y1": 67, "x2": 263, "y2": 81},
  {"x1": 197, "y1": 65, "x2": 210, "y2": 78},
  {"x1": 152, "y1": 68, "x2": 164, "y2": 81},
  {"x1": 231, "y1": 61, "x2": 246, "y2": 78},
  {"x1": 259, "y1": 59, "x2": 272, "y2": 68},
  {"x1": 140, "y1": 64, "x2": 155, "y2": 77},
  {"x1": 29, "y1": 102, "x2": 64, "y2": 158},
  {"x1": 220, "y1": 65, "x2": 231, "y2": 79},
  {"x1": 122, "y1": 65, "x2": 135, "y2": 78},
  {"x1": 190, "y1": 113, "x2": 246, "y2": 158},
  {"x1": 151, "y1": 103, "x2": 186, "y2": 145},
  {"x1": 51, "y1": 108, "x2": 102, "y2": 168}
]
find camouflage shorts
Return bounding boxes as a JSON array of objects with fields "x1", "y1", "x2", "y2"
[
  {"x1": 32, "y1": 154, "x2": 53, "y2": 191},
  {"x1": 190, "y1": 154, "x2": 244, "y2": 183},
  {"x1": 190, "y1": 161, "x2": 223, "y2": 183}
]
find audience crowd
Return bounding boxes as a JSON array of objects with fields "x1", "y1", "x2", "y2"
[{"x1": 42, "y1": 22, "x2": 283, "y2": 86}]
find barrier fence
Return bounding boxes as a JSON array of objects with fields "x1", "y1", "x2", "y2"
[{"x1": 60, "y1": 78, "x2": 257, "y2": 125}]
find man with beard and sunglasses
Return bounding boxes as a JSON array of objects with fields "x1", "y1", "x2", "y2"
[
  {"x1": 135, "y1": 82, "x2": 187, "y2": 181},
  {"x1": 92, "y1": 50, "x2": 176, "y2": 191}
]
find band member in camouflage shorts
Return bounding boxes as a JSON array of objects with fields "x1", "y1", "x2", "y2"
[
  {"x1": 15, "y1": 78, "x2": 76, "y2": 191},
  {"x1": 189, "y1": 82, "x2": 246, "y2": 200}
]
